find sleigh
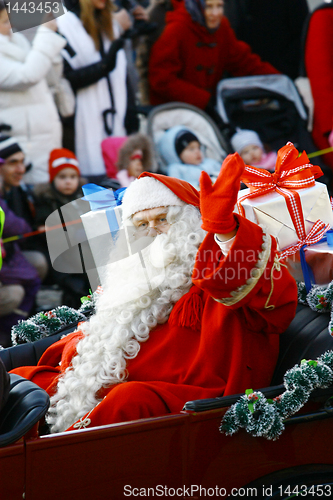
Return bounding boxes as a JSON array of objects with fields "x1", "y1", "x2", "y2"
[{"x1": 1, "y1": 302, "x2": 333, "y2": 499}]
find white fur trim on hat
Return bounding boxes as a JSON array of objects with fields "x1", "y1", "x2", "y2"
[
  {"x1": 52, "y1": 157, "x2": 79, "y2": 169},
  {"x1": 230, "y1": 129, "x2": 263, "y2": 154},
  {"x1": 121, "y1": 177, "x2": 185, "y2": 220}
]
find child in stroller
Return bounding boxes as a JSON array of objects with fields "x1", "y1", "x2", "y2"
[
  {"x1": 216, "y1": 74, "x2": 333, "y2": 193},
  {"x1": 102, "y1": 133, "x2": 155, "y2": 187},
  {"x1": 230, "y1": 128, "x2": 277, "y2": 172},
  {"x1": 157, "y1": 125, "x2": 221, "y2": 188}
]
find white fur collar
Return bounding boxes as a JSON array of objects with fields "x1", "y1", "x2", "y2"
[{"x1": 0, "y1": 31, "x2": 30, "y2": 61}]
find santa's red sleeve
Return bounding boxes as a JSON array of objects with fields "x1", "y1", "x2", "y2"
[
  {"x1": 10, "y1": 330, "x2": 84, "y2": 394},
  {"x1": 192, "y1": 214, "x2": 298, "y2": 335}
]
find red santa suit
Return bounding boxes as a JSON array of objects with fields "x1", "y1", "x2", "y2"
[
  {"x1": 13, "y1": 170, "x2": 297, "y2": 431},
  {"x1": 148, "y1": 3, "x2": 279, "y2": 109}
]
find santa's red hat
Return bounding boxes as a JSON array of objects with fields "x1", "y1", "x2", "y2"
[
  {"x1": 121, "y1": 172, "x2": 200, "y2": 220},
  {"x1": 49, "y1": 148, "x2": 80, "y2": 183}
]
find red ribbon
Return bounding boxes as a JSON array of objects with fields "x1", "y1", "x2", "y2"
[
  {"x1": 279, "y1": 219, "x2": 330, "y2": 260},
  {"x1": 238, "y1": 143, "x2": 323, "y2": 242}
]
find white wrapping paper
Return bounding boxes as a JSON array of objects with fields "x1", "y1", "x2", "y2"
[
  {"x1": 237, "y1": 182, "x2": 333, "y2": 251},
  {"x1": 81, "y1": 206, "x2": 123, "y2": 284}
]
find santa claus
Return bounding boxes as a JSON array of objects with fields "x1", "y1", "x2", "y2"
[{"x1": 13, "y1": 153, "x2": 297, "y2": 433}]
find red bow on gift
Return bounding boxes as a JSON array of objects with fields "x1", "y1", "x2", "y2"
[
  {"x1": 278, "y1": 219, "x2": 330, "y2": 260},
  {"x1": 237, "y1": 142, "x2": 323, "y2": 242}
]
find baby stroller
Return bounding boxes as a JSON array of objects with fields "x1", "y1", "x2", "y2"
[
  {"x1": 217, "y1": 74, "x2": 311, "y2": 151},
  {"x1": 215, "y1": 74, "x2": 332, "y2": 190},
  {"x1": 145, "y1": 102, "x2": 229, "y2": 174}
]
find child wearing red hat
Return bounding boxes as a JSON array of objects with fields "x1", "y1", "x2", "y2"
[
  {"x1": 33, "y1": 149, "x2": 88, "y2": 308},
  {"x1": 34, "y1": 148, "x2": 86, "y2": 231},
  {"x1": 48, "y1": 148, "x2": 81, "y2": 194}
]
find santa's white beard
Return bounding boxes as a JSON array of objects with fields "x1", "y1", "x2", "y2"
[{"x1": 46, "y1": 205, "x2": 205, "y2": 433}]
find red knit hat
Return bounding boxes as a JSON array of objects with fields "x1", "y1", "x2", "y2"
[{"x1": 49, "y1": 148, "x2": 80, "y2": 183}]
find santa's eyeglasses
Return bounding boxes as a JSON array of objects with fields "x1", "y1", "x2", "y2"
[{"x1": 134, "y1": 218, "x2": 170, "y2": 235}]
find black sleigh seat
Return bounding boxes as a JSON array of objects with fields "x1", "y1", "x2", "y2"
[
  {"x1": 0, "y1": 374, "x2": 50, "y2": 448},
  {"x1": 0, "y1": 305, "x2": 332, "y2": 444},
  {"x1": 0, "y1": 323, "x2": 76, "y2": 447}
]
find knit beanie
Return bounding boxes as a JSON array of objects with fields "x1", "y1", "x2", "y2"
[
  {"x1": 121, "y1": 172, "x2": 200, "y2": 220},
  {"x1": 0, "y1": 135, "x2": 22, "y2": 160},
  {"x1": 49, "y1": 148, "x2": 80, "y2": 182},
  {"x1": 230, "y1": 129, "x2": 263, "y2": 155},
  {"x1": 175, "y1": 129, "x2": 200, "y2": 159}
]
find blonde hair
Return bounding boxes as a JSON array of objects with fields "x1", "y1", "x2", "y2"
[{"x1": 79, "y1": 0, "x2": 115, "y2": 50}]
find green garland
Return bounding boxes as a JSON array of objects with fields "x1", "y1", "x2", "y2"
[
  {"x1": 220, "y1": 350, "x2": 333, "y2": 441},
  {"x1": 297, "y1": 280, "x2": 333, "y2": 335},
  {"x1": 10, "y1": 291, "x2": 97, "y2": 346}
]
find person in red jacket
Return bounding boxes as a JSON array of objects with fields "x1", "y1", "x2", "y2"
[
  {"x1": 305, "y1": 4, "x2": 333, "y2": 171},
  {"x1": 148, "y1": 0, "x2": 279, "y2": 113},
  {"x1": 13, "y1": 152, "x2": 297, "y2": 433}
]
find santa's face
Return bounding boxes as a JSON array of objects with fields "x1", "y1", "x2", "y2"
[
  {"x1": 131, "y1": 206, "x2": 171, "y2": 237},
  {"x1": 100, "y1": 204, "x2": 201, "y2": 307}
]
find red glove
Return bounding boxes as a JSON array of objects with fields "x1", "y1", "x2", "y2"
[{"x1": 199, "y1": 153, "x2": 245, "y2": 234}]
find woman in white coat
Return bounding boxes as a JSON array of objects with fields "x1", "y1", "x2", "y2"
[
  {"x1": 57, "y1": 0, "x2": 138, "y2": 182},
  {"x1": 0, "y1": 2, "x2": 66, "y2": 184}
]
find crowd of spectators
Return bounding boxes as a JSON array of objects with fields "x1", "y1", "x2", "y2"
[{"x1": 0, "y1": 0, "x2": 331, "y2": 348}]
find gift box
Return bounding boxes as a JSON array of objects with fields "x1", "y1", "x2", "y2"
[
  {"x1": 305, "y1": 241, "x2": 333, "y2": 284},
  {"x1": 285, "y1": 240, "x2": 333, "y2": 287},
  {"x1": 237, "y1": 181, "x2": 333, "y2": 251},
  {"x1": 80, "y1": 184, "x2": 125, "y2": 285},
  {"x1": 236, "y1": 143, "x2": 333, "y2": 252},
  {"x1": 81, "y1": 205, "x2": 123, "y2": 284}
]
